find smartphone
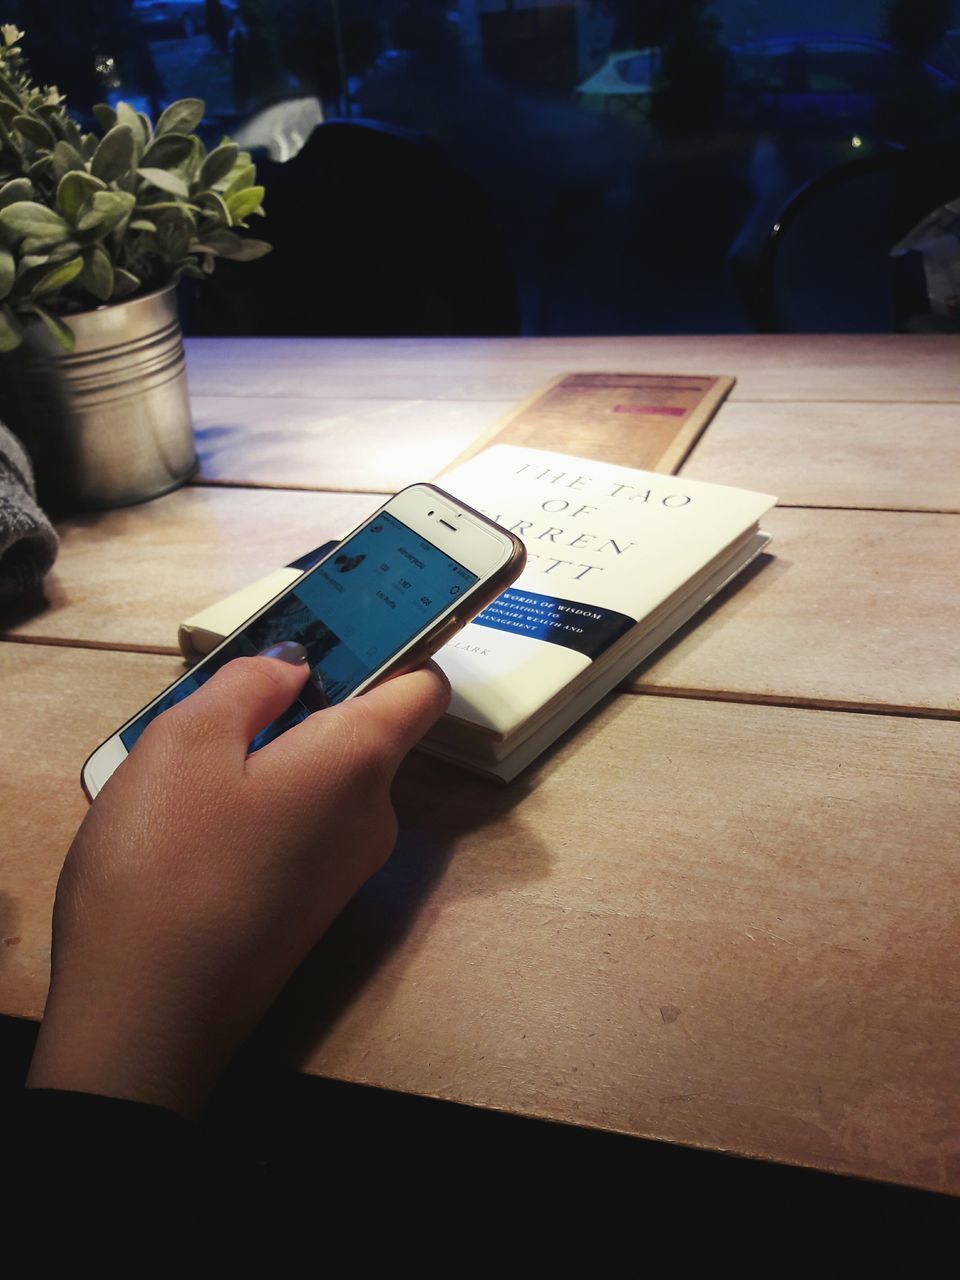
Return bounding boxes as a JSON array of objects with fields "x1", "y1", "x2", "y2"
[{"x1": 81, "y1": 484, "x2": 525, "y2": 799}]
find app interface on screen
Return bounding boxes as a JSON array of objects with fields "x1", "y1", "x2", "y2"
[{"x1": 121, "y1": 511, "x2": 478, "y2": 753}]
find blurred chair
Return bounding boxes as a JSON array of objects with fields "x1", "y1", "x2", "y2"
[
  {"x1": 752, "y1": 145, "x2": 960, "y2": 333},
  {"x1": 183, "y1": 119, "x2": 521, "y2": 338}
]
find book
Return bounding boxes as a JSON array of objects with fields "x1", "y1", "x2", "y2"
[{"x1": 180, "y1": 445, "x2": 775, "y2": 781}]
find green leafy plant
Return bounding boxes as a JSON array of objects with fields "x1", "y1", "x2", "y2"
[{"x1": 0, "y1": 25, "x2": 270, "y2": 353}]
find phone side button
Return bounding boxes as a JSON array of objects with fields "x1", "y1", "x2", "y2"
[{"x1": 431, "y1": 616, "x2": 463, "y2": 649}]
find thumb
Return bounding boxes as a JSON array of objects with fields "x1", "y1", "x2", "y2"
[
  {"x1": 257, "y1": 661, "x2": 451, "y2": 785},
  {"x1": 170, "y1": 641, "x2": 311, "y2": 752},
  {"x1": 349, "y1": 663, "x2": 452, "y2": 766}
]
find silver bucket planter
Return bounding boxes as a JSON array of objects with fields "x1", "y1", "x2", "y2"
[{"x1": 0, "y1": 283, "x2": 197, "y2": 512}]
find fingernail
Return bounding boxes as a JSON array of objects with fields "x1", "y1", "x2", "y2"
[{"x1": 260, "y1": 641, "x2": 308, "y2": 664}]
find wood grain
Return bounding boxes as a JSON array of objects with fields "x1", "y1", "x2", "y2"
[
  {"x1": 185, "y1": 335, "x2": 960, "y2": 405},
  {"x1": 192, "y1": 396, "x2": 514, "y2": 493},
  {"x1": 0, "y1": 644, "x2": 182, "y2": 1017},
  {"x1": 261, "y1": 695, "x2": 958, "y2": 1195},
  {"x1": 0, "y1": 486, "x2": 380, "y2": 652},
  {"x1": 681, "y1": 401, "x2": 960, "y2": 512},
  {"x1": 3, "y1": 645, "x2": 957, "y2": 1192},
  {"x1": 632, "y1": 507, "x2": 960, "y2": 715}
]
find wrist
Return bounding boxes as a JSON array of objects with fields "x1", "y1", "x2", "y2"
[{"x1": 27, "y1": 981, "x2": 227, "y2": 1117}]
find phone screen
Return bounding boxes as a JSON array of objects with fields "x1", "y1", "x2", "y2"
[{"x1": 120, "y1": 510, "x2": 478, "y2": 754}]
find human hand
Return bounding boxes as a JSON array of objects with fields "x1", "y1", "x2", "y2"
[{"x1": 27, "y1": 646, "x2": 449, "y2": 1116}]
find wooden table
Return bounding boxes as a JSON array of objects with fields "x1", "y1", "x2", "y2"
[{"x1": 2, "y1": 335, "x2": 958, "y2": 1196}]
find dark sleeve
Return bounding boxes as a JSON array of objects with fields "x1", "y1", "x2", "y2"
[{"x1": 1, "y1": 1087, "x2": 237, "y2": 1276}]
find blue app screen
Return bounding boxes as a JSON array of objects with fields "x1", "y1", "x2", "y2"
[{"x1": 121, "y1": 511, "x2": 477, "y2": 753}]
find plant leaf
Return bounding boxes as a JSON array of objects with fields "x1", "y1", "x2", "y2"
[
  {"x1": 111, "y1": 267, "x2": 140, "y2": 299},
  {"x1": 225, "y1": 186, "x2": 265, "y2": 223},
  {"x1": 141, "y1": 131, "x2": 194, "y2": 170},
  {"x1": 13, "y1": 113, "x2": 55, "y2": 149},
  {"x1": 92, "y1": 103, "x2": 117, "y2": 133},
  {"x1": 21, "y1": 237, "x2": 81, "y2": 260},
  {"x1": 0, "y1": 177, "x2": 32, "y2": 209},
  {"x1": 30, "y1": 254, "x2": 84, "y2": 297},
  {"x1": 193, "y1": 230, "x2": 271, "y2": 262},
  {"x1": 75, "y1": 189, "x2": 135, "y2": 233},
  {"x1": 115, "y1": 100, "x2": 146, "y2": 152},
  {"x1": 51, "y1": 139, "x2": 87, "y2": 182},
  {"x1": 27, "y1": 155, "x2": 52, "y2": 181},
  {"x1": 138, "y1": 166, "x2": 190, "y2": 198},
  {"x1": 198, "y1": 189, "x2": 230, "y2": 227},
  {"x1": 0, "y1": 246, "x2": 14, "y2": 300},
  {"x1": 79, "y1": 245, "x2": 114, "y2": 301},
  {"x1": 185, "y1": 135, "x2": 205, "y2": 181},
  {"x1": 57, "y1": 169, "x2": 106, "y2": 222},
  {"x1": 25, "y1": 304, "x2": 76, "y2": 352},
  {"x1": 222, "y1": 163, "x2": 256, "y2": 198},
  {"x1": 0, "y1": 200, "x2": 68, "y2": 244},
  {"x1": 199, "y1": 142, "x2": 238, "y2": 190},
  {"x1": 128, "y1": 217, "x2": 157, "y2": 233},
  {"x1": 137, "y1": 200, "x2": 198, "y2": 225},
  {"x1": 63, "y1": 117, "x2": 85, "y2": 150},
  {"x1": 156, "y1": 98, "x2": 205, "y2": 137},
  {"x1": 0, "y1": 302, "x2": 23, "y2": 351},
  {"x1": 90, "y1": 124, "x2": 135, "y2": 183},
  {"x1": 18, "y1": 254, "x2": 52, "y2": 274},
  {"x1": 0, "y1": 70, "x2": 23, "y2": 108}
]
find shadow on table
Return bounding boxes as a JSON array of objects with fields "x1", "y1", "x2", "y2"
[
  {"x1": 250, "y1": 752, "x2": 550, "y2": 1066},
  {"x1": 0, "y1": 581, "x2": 56, "y2": 632},
  {"x1": 631, "y1": 549, "x2": 787, "y2": 675}
]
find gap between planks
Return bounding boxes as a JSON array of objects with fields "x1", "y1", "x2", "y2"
[{"x1": 2, "y1": 634, "x2": 957, "y2": 723}]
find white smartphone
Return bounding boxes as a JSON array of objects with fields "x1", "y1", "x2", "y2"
[{"x1": 81, "y1": 483, "x2": 526, "y2": 799}]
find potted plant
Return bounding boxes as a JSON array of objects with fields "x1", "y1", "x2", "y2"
[{"x1": 0, "y1": 24, "x2": 269, "y2": 510}]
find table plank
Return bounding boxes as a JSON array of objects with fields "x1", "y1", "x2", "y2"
[
  {"x1": 185, "y1": 335, "x2": 960, "y2": 404},
  {"x1": 0, "y1": 487, "x2": 380, "y2": 652},
  {"x1": 633, "y1": 507, "x2": 960, "y2": 716},
  {"x1": 259, "y1": 696, "x2": 960, "y2": 1196},
  {"x1": 5, "y1": 496, "x2": 956, "y2": 718},
  {"x1": 681, "y1": 401, "x2": 960, "y2": 512},
  {"x1": 3, "y1": 645, "x2": 957, "y2": 1193},
  {"x1": 0, "y1": 645, "x2": 182, "y2": 1017},
  {"x1": 192, "y1": 395, "x2": 514, "y2": 493}
]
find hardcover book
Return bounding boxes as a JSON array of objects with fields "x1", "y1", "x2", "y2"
[{"x1": 180, "y1": 445, "x2": 775, "y2": 781}]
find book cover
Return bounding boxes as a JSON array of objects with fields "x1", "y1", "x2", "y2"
[{"x1": 430, "y1": 445, "x2": 775, "y2": 744}]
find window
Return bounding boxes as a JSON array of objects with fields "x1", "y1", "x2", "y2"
[{"x1": 13, "y1": 1, "x2": 960, "y2": 334}]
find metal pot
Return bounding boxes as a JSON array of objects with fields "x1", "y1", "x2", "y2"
[{"x1": 0, "y1": 283, "x2": 197, "y2": 512}]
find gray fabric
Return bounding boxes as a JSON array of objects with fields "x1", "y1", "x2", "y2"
[{"x1": 0, "y1": 421, "x2": 58, "y2": 594}]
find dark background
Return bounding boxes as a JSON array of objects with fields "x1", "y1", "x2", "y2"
[
  {"x1": 1, "y1": 1011, "x2": 958, "y2": 1275},
  {"x1": 7, "y1": 0, "x2": 960, "y2": 335}
]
